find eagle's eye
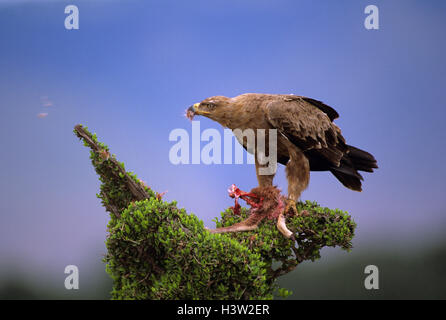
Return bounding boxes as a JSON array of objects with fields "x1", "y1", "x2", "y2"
[{"x1": 203, "y1": 103, "x2": 217, "y2": 111}]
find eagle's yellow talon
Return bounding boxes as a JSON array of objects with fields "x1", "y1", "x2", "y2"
[{"x1": 285, "y1": 199, "x2": 298, "y2": 216}]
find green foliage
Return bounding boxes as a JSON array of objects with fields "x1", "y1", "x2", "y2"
[
  {"x1": 106, "y1": 199, "x2": 272, "y2": 299},
  {"x1": 214, "y1": 202, "x2": 355, "y2": 289},
  {"x1": 74, "y1": 124, "x2": 357, "y2": 300}
]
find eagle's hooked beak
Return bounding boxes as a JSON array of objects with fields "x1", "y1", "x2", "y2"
[{"x1": 186, "y1": 103, "x2": 210, "y2": 120}]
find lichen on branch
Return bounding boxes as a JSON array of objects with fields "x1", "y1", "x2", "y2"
[{"x1": 74, "y1": 124, "x2": 356, "y2": 300}]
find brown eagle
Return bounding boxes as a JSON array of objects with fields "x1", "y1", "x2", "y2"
[{"x1": 187, "y1": 93, "x2": 377, "y2": 237}]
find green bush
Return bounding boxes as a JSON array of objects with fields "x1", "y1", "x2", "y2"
[{"x1": 74, "y1": 124, "x2": 356, "y2": 300}]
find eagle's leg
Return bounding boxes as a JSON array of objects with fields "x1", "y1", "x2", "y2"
[
  {"x1": 275, "y1": 144, "x2": 311, "y2": 239},
  {"x1": 284, "y1": 144, "x2": 310, "y2": 217},
  {"x1": 254, "y1": 157, "x2": 275, "y2": 188}
]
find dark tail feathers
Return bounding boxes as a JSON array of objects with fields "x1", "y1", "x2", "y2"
[{"x1": 330, "y1": 145, "x2": 378, "y2": 191}]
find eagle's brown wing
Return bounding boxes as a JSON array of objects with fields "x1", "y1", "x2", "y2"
[
  {"x1": 266, "y1": 95, "x2": 378, "y2": 191},
  {"x1": 299, "y1": 97, "x2": 339, "y2": 121},
  {"x1": 266, "y1": 96, "x2": 348, "y2": 168}
]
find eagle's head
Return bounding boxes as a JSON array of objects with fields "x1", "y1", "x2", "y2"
[{"x1": 186, "y1": 96, "x2": 233, "y2": 124}]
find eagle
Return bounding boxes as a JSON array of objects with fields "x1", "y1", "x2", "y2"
[{"x1": 186, "y1": 93, "x2": 377, "y2": 237}]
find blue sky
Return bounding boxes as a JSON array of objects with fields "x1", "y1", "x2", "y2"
[{"x1": 0, "y1": 0, "x2": 445, "y2": 283}]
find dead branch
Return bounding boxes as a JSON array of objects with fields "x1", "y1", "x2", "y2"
[{"x1": 74, "y1": 124, "x2": 150, "y2": 201}]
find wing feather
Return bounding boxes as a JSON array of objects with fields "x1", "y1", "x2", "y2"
[{"x1": 266, "y1": 96, "x2": 347, "y2": 167}]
